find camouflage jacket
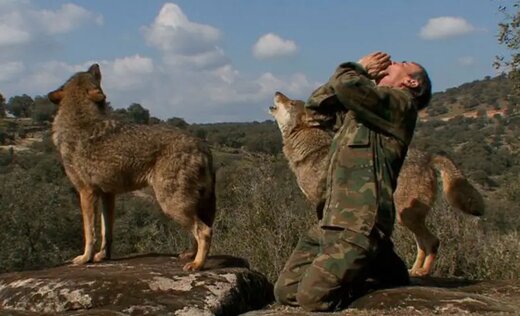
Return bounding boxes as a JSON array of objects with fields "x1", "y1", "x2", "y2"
[{"x1": 305, "y1": 62, "x2": 418, "y2": 237}]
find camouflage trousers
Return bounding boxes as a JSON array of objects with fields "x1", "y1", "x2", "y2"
[{"x1": 274, "y1": 225, "x2": 409, "y2": 312}]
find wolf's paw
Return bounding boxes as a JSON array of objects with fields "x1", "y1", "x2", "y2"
[
  {"x1": 183, "y1": 261, "x2": 203, "y2": 271},
  {"x1": 179, "y1": 250, "x2": 196, "y2": 261},
  {"x1": 409, "y1": 268, "x2": 430, "y2": 277},
  {"x1": 93, "y1": 251, "x2": 108, "y2": 263},
  {"x1": 71, "y1": 254, "x2": 91, "y2": 265}
]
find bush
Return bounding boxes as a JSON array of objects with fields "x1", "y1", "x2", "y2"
[
  {"x1": 394, "y1": 199, "x2": 520, "y2": 280},
  {"x1": 212, "y1": 153, "x2": 314, "y2": 282},
  {"x1": 0, "y1": 167, "x2": 81, "y2": 272}
]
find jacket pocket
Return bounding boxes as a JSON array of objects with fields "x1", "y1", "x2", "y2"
[{"x1": 347, "y1": 124, "x2": 370, "y2": 147}]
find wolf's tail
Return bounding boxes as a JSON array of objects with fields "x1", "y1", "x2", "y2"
[{"x1": 431, "y1": 154, "x2": 485, "y2": 216}]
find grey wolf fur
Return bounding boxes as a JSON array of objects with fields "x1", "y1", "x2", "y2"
[
  {"x1": 48, "y1": 64, "x2": 216, "y2": 271},
  {"x1": 270, "y1": 91, "x2": 485, "y2": 276}
]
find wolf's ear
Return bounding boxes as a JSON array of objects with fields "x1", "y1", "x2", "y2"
[
  {"x1": 48, "y1": 88, "x2": 65, "y2": 105},
  {"x1": 88, "y1": 64, "x2": 102, "y2": 82},
  {"x1": 274, "y1": 91, "x2": 289, "y2": 102},
  {"x1": 88, "y1": 88, "x2": 106, "y2": 103}
]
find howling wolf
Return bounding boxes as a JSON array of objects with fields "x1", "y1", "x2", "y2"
[
  {"x1": 270, "y1": 91, "x2": 484, "y2": 276},
  {"x1": 48, "y1": 64, "x2": 216, "y2": 271}
]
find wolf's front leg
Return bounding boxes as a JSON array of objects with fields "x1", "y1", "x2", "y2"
[
  {"x1": 94, "y1": 193, "x2": 115, "y2": 262},
  {"x1": 72, "y1": 189, "x2": 98, "y2": 265}
]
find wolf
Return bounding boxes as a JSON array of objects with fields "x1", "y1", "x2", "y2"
[
  {"x1": 269, "y1": 91, "x2": 485, "y2": 276},
  {"x1": 48, "y1": 64, "x2": 216, "y2": 271}
]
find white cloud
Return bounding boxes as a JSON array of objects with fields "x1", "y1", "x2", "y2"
[
  {"x1": 458, "y1": 56, "x2": 476, "y2": 66},
  {"x1": 0, "y1": 2, "x2": 318, "y2": 122},
  {"x1": 420, "y1": 16, "x2": 475, "y2": 40},
  {"x1": 2, "y1": 53, "x2": 318, "y2": 122},
  {"x1": 142, "y1": 3, "x2": 221, "y2": 59},
  {"x1": 162, "y1": 47, "x2": 229, "y2": 70},
  {"x1": 0, "y1": 61, "x2": 24, "y2": 81},
  {"x1": 20, "y1": 61, "x2": 86, "y2": 94},
  {"x1": 0, "y1": 2, "x2": 102, "y2": 48},
  {"x1": 102, "y1": 55, "x2": 154, "y2": 91},
  {"x1": 0, "y1": 24, "x2": 31, "y2": 47},
  {"x1": 32, "y1": 3, "x2": 103, "y2": 35},
  {"x1": 252, "y1": 33, "x2": 298, "y2": 59}
]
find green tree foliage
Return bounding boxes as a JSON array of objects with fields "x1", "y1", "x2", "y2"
[
  {"x1": 193, "y1": 121, "x2": 282, "y2": 154},
  {"x1": 7, "y1": 94, "x2": 34, "y2": 118},
  {"x1": 496, "y1": 1, "x2": 520, "y2": 98},
  {"x1": 166, "y1": 117, "x2": 189, "y2": 129},
  {"x1": 32, "y1": 96, "x2": 57, "y2": 123},
  {"x1": 0, "y1": 93, "x2": 6, "y2": 118},
  {"x1": 127, "y1": 103, "x2": 150, "y2": 124}
]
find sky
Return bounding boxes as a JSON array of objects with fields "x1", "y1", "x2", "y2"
[{"x1": 0, "y1": 0, "x2": 511, "y2": 123}]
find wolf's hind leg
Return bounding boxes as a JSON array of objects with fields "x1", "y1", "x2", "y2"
[
  {"x1": 183, "y1": 219, "x2": 212, "y2": 271},
  {"x1": 94, "y1": 192, "x2": 115, "y2": 262},
  {"x1": 410, "y1": 239, "x2": 426, "y2": 275},
  {"x1": 154, "y1": 189, "x2": 213, "y2": 271},
  {"x1": 400, "y1": 202, "x2": 437, "y2": 276},
  {"x1": 72, "y1": 189, "x2": 99, "y2": 265},
  {"x1": 417, "y1": 234, "x2": 440, "y2": 276},
  {"x1": 179, "y1": 238, "x2": 197, "y2": 260}
]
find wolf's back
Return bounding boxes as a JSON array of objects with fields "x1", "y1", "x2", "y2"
[{"x1": 431, "y1": 154, "x2": 485, "y2": 216}]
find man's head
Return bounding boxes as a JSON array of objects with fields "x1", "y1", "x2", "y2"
[{"x1": 377, "y1": 61, "x2": 432, "y2": 110}]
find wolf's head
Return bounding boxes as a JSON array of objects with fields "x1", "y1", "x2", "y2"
[
  {"x1": 269, "y1": 91, "x2": 306, "y2": 135},
  {"x1": 48, "y1": 64, "x2": 106, "y2": 110}
]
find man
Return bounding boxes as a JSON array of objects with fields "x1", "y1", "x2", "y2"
[{"x1": 274, "y1": 52, "x2": 432, "y2": 312}]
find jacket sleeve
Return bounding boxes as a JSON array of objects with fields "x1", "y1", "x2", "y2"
[
  {"x1": 303, "y1": 82, "x2": 346, "y2": 132},
  {"x1": 329, "y1": 62, "x2": 417, "y2": 144}
]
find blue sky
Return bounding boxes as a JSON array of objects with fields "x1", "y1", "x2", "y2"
[{"x1": 0, "y1": 0, "x2": 510, "y2": 122}]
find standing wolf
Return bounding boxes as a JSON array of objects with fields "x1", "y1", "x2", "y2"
[
  {"x1": 48, "y1": 64, "x2": 216, "y2": 271},
  {"x1": 270, "y1": 91, "x2": 484, "y2": 277}
]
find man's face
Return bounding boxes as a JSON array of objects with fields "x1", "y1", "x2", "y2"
[{"x1": 377, "y1": 61, "x2": 422, "y2": 89}]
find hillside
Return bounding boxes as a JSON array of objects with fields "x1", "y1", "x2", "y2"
[
  {"x1": 423, "y1": 73, "x2": 516, "y2": 120},
  {"x1": 0, "y1": 74, "x2": 519, "y2": 285}
]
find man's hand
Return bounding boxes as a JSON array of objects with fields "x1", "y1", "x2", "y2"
[{"x1": 357, "y1": 52, "x2": 391, "y2": 80}]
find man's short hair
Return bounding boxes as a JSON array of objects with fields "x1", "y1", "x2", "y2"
[{"x1": 409, "y1": 63, "x2": 432, "y2": 110}]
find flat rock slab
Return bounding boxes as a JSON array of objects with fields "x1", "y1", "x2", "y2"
[
  {"x1": 243, "y1": 277, "x2": 520, "y2": 315},
  {"x1": 0, "y1": 255, "x2": 273, "y2": 316}
]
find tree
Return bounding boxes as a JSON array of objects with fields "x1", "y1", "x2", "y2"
[
  {"x1": 166, "y1": 117, "x2": 189, "y2": 129},
  {"x1": 32, "y1": 96, "x2": 57, "y2": 123},
  {"x1": 496, "y1": 1, "x2": 520, "y2": 101},
  {"x1": 7, "y1": 94, "x2": 34, "y2": 118},
  {"x1": 0, "y1": 92, "x2": 6, "y2": 118},
  {"x1": 149, "y1": 117, "x2": 162, "y2": 125},
  {"x1": 127, "y1": 103, "x2": 150, "y2": 124}
]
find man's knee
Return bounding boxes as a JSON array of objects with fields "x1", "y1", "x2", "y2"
[
  {"x1": 296, "y1": 290, "x2": 337, "y2": 312},
  {"x1": 273, "y1": 280, "x2": 289, "y2": 304},
  {"x1": 294, "y1": 257, "x2": 347, "y2": 311},
  {"x1": 295, "y1": 229, "x2": 373, "y2": 311},
  {"x1": 274, "y1": 276, "x2": 299, "y2": 306}
]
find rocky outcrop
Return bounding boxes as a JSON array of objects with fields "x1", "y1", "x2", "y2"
[
  {"x1": 0, "y1": 255, "x2": 273, "y2": 315},
  {"x1": 3, "y1": 255, "x2": 520, "y2": 315},
  {"x1": 243, "y1": 277, "x2": 520, "y2": 315}
]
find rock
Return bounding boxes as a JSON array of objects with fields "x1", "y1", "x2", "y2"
[
  {"x1": 242, "y1": 277, "x2": 520, "y2": 315},
  {"x1": 0, "y1": 255, "x2": 273, "y2": 316}
]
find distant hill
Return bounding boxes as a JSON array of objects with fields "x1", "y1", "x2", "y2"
[{"x1": 423, "y1": 74, "x2": 517, "y2": 120}]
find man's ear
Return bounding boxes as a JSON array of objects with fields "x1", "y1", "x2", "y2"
[
  {"x1": 88, "y1": 64, "x2": 102, "y2": 82},
  {"x1": 88, "y1": 88, "x2": 106, "y2": 103},
  {"x1": 48, "y1": 88, "x2": 64, "y2": 104},
  {"x1": 404, "y1": 77, "x2": 419, "y2": 89}
]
